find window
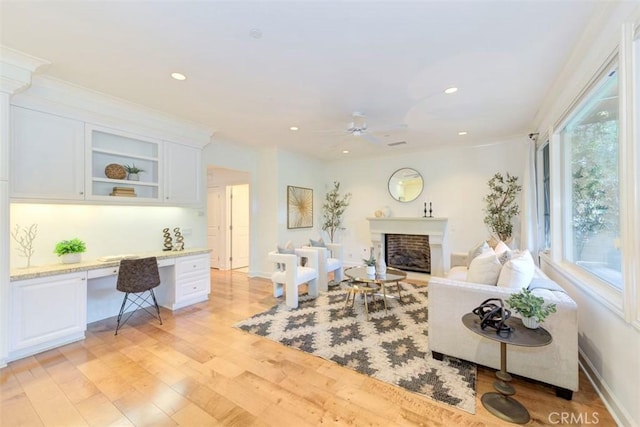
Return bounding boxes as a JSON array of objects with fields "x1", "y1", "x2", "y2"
[{"x1": 559, "y1": 66, "x2": 621, "y2": 289}]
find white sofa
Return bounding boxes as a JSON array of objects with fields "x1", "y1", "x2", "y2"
[{"x1": 428, "y1": 252, "x2": 579, "y2": 399}]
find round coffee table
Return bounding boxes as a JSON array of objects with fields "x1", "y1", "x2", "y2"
[
  {"x1": 343, "y1": 267, "x2": 407, "y2": 319},
  {"x1": 462, "y1": 312, "x2": 552, "y2": 424}
]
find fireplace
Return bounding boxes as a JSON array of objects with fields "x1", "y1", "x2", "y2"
[
  {"x1": 385, "y1": 234, "x2": 430, "y2": 273},
  {"x1": 367, "y1": 217, "x2": 448, "y2": 276}
]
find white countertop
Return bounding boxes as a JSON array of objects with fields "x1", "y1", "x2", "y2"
[{"x1": 10, "y1": 248, "x2": 211, "y2": 281}]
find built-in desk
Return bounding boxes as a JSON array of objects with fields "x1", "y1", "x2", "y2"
[{"x1": 8, "y1": 248, "x2": 211, "y2": 362}]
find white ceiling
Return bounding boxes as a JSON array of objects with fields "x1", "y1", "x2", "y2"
[{"x1": 1, "y1": 1, "x2": 598, "y2": 160}]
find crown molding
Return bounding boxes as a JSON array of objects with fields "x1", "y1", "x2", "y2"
[
  {"x1": 0, "y1": 46, "x2": 50, "y2": 95},
  {"x1": 12, "y1": 75, "x2": 214, "y2": 147}
]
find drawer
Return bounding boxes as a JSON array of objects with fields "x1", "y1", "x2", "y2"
[
  {"x1": 176, "y1": 255, "x2": 210, "y2": 275},
  {"x1": 87, "y1": 266, "x2": 119, "y2": 279},
  {"x1": 179, "y1": 276, "x2": 210, "y2": 299}
]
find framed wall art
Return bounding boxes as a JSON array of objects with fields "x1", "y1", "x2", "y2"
[{"x1": 287, "y1": 185, "x2": 313, "y2": 229}]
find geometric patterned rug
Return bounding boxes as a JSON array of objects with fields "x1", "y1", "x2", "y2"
[{"x1": 234, "y1": 281, "x2": 476, "y2": 414}]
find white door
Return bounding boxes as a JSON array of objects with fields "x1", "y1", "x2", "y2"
[
  {"x1": 230, "y1": 184, "x2": 250, "y2": 269},
  {"x1": 207, "y1": 187, "x2": 224, "y2": 268}
]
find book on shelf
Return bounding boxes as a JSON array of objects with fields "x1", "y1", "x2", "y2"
[{"x1": 110, "y1": 186, "x2": 137, "y2": 197}]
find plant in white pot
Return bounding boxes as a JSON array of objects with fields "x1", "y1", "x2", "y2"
[
  {"x1": 124, "y1": 163, "x2": 145, "y2": 181},
  {"x1": 54, "y1": 238, "x2": 87, "y2": 264},
  {"x1": 505, "y1": 288, "x2": 557, "y2": 329},
  {"x1": 363, "y1": 249, "x2": 376, "y2": 276}
]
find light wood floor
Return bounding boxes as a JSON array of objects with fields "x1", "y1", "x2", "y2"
[{"x1": 1, "y1": 270, "x2": 614, "y2": 426}]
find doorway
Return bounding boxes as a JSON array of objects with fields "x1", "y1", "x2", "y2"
[{"x1": 206, "y1": 167, "x2": 250, "y2": 271}]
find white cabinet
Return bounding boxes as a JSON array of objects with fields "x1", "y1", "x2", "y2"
[
  {"x1": 9, "y1": 272, "x2": 87, "y2": 361},
  {"x1": 10, "y1": 106, "x2": 85, "y2": 200},
  {"x1": 86, "y1": 125, "x2": 162, "y2": 202},
  {"x1": 164, "y1": 142, "x2": 202, "y2": 205},
  {"x1": 157, "y1": 253, "x2": 210, "y2": 310}
]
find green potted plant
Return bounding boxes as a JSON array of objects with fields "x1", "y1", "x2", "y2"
[
  {"x1": 363, "y1": 247, "x2": 376, "y2": 276},
  {"x1": 322, "y1": 181, "x2": 352, "y2": 243},
  {"x1": 123, "y1": 163, "x2": 145, "y2": 181},
  {"x1": 54, "y1": 238, "x2": 87, "y2": 264},
  {"x1": 483, "y1": 172, "x2": 522, "y2": 243},
  {"x1": 505, "y1": 288, "x2": 557, "y2": 329}
]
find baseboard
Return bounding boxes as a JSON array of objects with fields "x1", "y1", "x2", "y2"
[{"x1": 579, "y1": 350, "x2": 634, "y2": 426}]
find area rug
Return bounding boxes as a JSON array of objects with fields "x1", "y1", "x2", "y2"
[{"x1": 234, "y1": 282, "x2": 476, "y2": 414}]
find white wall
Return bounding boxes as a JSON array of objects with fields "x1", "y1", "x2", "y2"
[
  {"x1": 9, "y1": 203, "x2": 206, "y2": 269},
  {"x1": 325, "y1": 138, "x2": 528, "y2": 266}
]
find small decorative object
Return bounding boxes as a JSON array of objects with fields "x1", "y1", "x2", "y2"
[
  {"x1": 429, "y1": 202, "x2": 433, "y2": 218},
  {"x1": 505, "y1": 288, "x2": 557, "y2": 329},
  {"x1": 162, "y1": 228, "x2": 173, "y2": 251},
  {"x1": 483, "y1": 172, "x2": 522, "y2": 242},
  {"x1": 11, "y1": 223, "x2": 38, "y2": 268},
  {"x1": 363, "y1": 246, "x2": 376, "y2": 276},
  {"x1": 472, "y1": 298, "x2": 513, "y2": 336},
  {"x1": 321, "y1": 181, "x2": 352, "y2": 242},
  {"x1": 288, "y1": 185, "x2": 314, "y2": 229},
  {"x1": 54, "y1": 238, "x2": 87, "y2": 264},
  {"x1": 104, "y1": 163, "x2": 127, "y2": 180},
  {"x1": 423, "y1": 202, "x2": 428, "y2": 218},
  {"x1": 375, "y1": 244, "x2": 386, "y2": 275},
  {"x1": 173, "y1": 227, "x2": 184, "y2": 251},
  {"x1": 124, "y1": 163, "x2": 145, "y2": 181}
]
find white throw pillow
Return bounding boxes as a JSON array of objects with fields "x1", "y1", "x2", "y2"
[
  {"x1": 497, "y1": 250, "x2": 535, "y2": 290},
  {"x1": 494, "y1": 240, "x2": 510, "y2": 256},
  {"x1": 467, "y1": 250, "x2": 502, "y2": 285},
  {"x1": 467, "y1": 240, "x2": 490, "y2": 267}
]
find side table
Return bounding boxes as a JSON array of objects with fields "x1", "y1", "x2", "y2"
[{"x1": 462, "y1": 312, "x2": 552, "y2": 424}]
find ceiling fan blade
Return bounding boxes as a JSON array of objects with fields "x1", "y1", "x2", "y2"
[
  {"x1": 361, "y1": 132, "x2": 381, "y2": 144},
  {"x1": 367, "y1": 123, "x2": 408, "y2": 133}
]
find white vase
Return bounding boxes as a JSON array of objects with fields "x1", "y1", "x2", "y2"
[
  {"x1": 128, "y1": 173, "x2": 139, "y2": 181},
  {"x1": 61, "y1": 253, "x2": 81, "y2": 264},
  {"x1": 376, "y1": 246, "x2": 386, "y2": 275},
  {"x1": 366, "y1": 265, "x2": 375, "y2": 276},
  {"x1": 521, "y1": 316, "x2": 540, "y2": 329}
]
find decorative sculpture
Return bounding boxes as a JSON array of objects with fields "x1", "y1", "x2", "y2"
[
  {"x1": 11, "y1": 224, "x2": 38, "y2": 268},
  {"x1": 162, "y1": 228, "x2": 173, "y2": 251},
  {"x1": 173, "y1": 227, "x2": 184, "y2": 251},
  {"x1": 472, "y1": 298, "x2": 513, "y2": 336}
]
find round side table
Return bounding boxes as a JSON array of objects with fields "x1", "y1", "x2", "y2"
[{"x1": 462, "y1": 312, "x2": 552, "y2": 424}]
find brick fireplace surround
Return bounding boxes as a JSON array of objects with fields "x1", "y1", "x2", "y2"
[{"x1": 367, "y1": 217, "x2": 448, "y2": 276}]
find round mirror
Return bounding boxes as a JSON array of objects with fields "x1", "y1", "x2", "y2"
[{"x1": 388, "y1": 168, "x2": 424, "y2": 202}]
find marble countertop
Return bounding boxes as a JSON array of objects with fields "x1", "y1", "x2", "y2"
[{"x1": 10, "y1": 248, "x2": 211, "y2": 281}]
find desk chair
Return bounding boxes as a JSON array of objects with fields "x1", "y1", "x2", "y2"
[{"x1": 115, "y1": 256, "x2": 162, "y2": 335}]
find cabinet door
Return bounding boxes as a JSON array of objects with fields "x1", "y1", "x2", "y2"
[
  {"x1": 10, "y1": 107, "x2": 85, "y2": 200},
  {"x1": 164, "y1": 142, "x2": 202, "y2": 205},
  {"x1": 10, "y1": 272, "x2": 87, "y2": 352}
]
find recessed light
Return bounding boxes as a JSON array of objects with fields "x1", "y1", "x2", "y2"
[
  {"x1": 458, "y1": 131, "x2": 468, "y2": 136},
  {"x1": 250, "y1": 28, "x2": 263, "y2": 39},
  {"x1": 342, "y1": 150, "x2": 350, "y2": 154},
  {"x1": 444, "y1": 87, "x2": 458, "y2": 94},
  {"x1": 171, "y1": 72, "x2": 186, "y2": 81},
  {"x1": 289, "y1": 126, "x2": 299, "y2": 131}
]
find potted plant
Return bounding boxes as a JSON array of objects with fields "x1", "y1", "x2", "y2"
[
  {"x1": 505, "y1": 288, "x2": 557, "y2": 329},
  {"x1": 483, "y1": 172, "x2": 522, "y2": 243},
  {"x1": 322, "y1": 181, "x2": 352, "y2": 243},
  {"x1": 54, "y1": 238, "x2": 87, "y2": 264},
  {"x1": 124, "y1": 163, "x2": 145, "y2": 181},
  {"x1": 363, "y1": 247, "x2": 376, "y2": 276}
]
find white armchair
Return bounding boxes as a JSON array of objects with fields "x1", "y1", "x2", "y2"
[
  {"x1": 268, "y1": 248, "x2": 319, "y2": 308},
  {"x1": 304, "y1": 243, "x2": 344, "y2": 292}
]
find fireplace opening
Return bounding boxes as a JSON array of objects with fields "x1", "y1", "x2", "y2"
[{"x1": 385, "y1": 234, "x2": 430, "y2": 274}]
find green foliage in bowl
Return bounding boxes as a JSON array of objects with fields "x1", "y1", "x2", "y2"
[
  {"x1": 54, "y1": 238, "x2": 87, "y2": 256},
  {"x1": 505, "y1": 288, "x2": 557, "y2": 322}
]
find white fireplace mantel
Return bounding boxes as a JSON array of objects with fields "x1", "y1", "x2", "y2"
[{"x1": 367, "y1": 217, "x2": 449, "y2": 276}]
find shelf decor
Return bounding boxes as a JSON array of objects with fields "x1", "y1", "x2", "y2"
[
  {"x1": 287, "y1": 185, "x2": 313, "y2": 229},
  {"x1": 104, "y1": 163, "x2": 126, "y2": 180}
]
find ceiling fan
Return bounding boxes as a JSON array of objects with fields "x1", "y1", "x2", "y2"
[{"x1": 314, "y1": 112, "x2": 406, "y2": 144}]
